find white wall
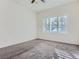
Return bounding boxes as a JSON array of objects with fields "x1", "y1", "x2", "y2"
[
  {"x1": 37, "y1": 1, "x2": 79, "y2": 45},
  {"x1": 0, "y1": 0, "x2": 36, "y2": 48}
]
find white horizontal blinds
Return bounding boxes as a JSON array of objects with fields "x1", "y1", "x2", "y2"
[{"x1": 50, "y1": 17, "x2": 58, "y2": 32}]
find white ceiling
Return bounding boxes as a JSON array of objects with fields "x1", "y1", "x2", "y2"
[{"x1": 13, "y1": 0, "x2": 78, "y2": 12}]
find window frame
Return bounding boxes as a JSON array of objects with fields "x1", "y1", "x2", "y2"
[{"x1": 43, "y1": 16, "x2": 67, "y2": 33}]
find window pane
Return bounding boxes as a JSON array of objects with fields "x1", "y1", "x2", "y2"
[
  {"x1": 44, "y1": 18, "x2": 50, "y2": 32},
  {"x1": 59, "y1": 27, "x2": 65, "y2": 32},
  {"x1": 58, "y1": 16, "x2": 66, "y2": 32},
  {"x1": 59, "y1": 16, "x2": 65, "y2": 27},
  {"x1": 50, "y1": 17, "x2": 58, "y2": 32},
  {"x1": 50, "y1": 27, "x2": 57, "y2": 32},
  {"x1": 44, "y1": 16, "x2": 66, "y2": 32}
]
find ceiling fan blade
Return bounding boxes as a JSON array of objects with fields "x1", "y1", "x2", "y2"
[
  {"x1": 31, "y1": 0, "x2": 35, "y2": 3},
  {"x1": 41, "y1": 0, "x2": 45, "y2": 3}
]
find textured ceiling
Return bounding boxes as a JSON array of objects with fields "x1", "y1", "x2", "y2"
[{"x1": 13, "y1": 0, "x2": 78, "y2": 12}]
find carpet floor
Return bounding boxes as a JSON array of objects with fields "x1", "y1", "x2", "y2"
[{"x1": 0, "y1": 39, "x2": 79, "y2": 59}]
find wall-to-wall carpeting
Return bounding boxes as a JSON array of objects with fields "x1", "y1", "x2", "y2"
[{"x1": 0, "y1": 39, "x2": 79, "y2": 59}]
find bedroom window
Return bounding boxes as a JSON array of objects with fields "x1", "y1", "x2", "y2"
[{"x1": 44, "y1": 16, "x2": 67, "y2": 32}]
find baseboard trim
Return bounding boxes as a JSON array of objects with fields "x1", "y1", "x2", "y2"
[{"x1": 35, "y1": 38, "x2": 79, "y2": 46}]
